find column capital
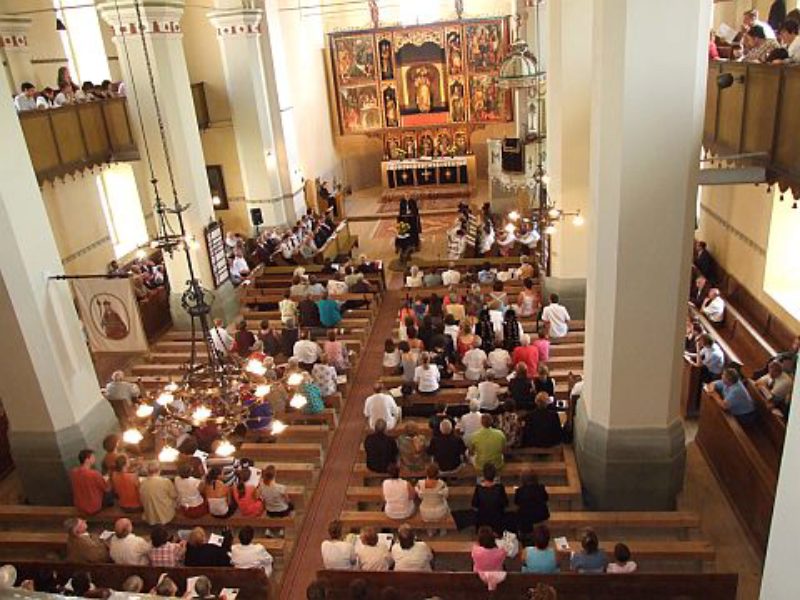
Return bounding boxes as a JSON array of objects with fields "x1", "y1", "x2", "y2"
[
  {"x1": 97, "y1": 0, "x2": 185, "y2": 37},
  {"x1": 207, "y1": 8, "x2": 264, "y2": 37},
  {"x1": 0, "y1": 14, "x2": 32, "y2": 51}
]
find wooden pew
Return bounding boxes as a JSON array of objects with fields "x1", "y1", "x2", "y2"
[
  {"x1": 316, "y1": 570, "x2": 739, "y2": 600},
  {"x1": 338, "y1": 510, "x2": 701, "y2": 536},
  {"x1": 351, "y1": 461, "x2": 568, "y2": 485},
  {"x1": 0, "y1": 505, "x2": 298, "y2": 533},
  {"x1": 7, "y1": 561, "x2": 271, "y2": 600},
  {"x1": 239, "y1": 442, "x2": 324, "y2": 465},
  {"x1": 695, "y1": 388, "x2": 777, "y2": 558},
  {"x1": 0, "y1": 531, "x2": 285, "y2": 556},
  {"x1": 424, "y1": 538, "x2": 715, "y2": 565},
  {"x1": 345, "y1": 484, "x2": 580, "y2": 508}
]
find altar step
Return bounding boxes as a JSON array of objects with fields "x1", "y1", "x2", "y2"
[{"x1": 380, "y1": 184, "x2": 474, "y2": 202}]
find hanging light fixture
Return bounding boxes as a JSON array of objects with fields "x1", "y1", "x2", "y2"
[{"x1": 111, "y1": 0, "x2": 292, "y2": 459}]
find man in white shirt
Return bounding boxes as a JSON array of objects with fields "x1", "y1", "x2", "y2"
[
  {"x1": 13, "y1": 82, "x2": 37, "y2": 112},
  {"x1": 327, "y1": 274, "x2": 348, "y2": 295},
  {"x1": 229, "y1": 250, "x2": 250, "y2": 285},
  {"x1": 463, "y1": 338, "x2": 488, "y2": 381},
  {"x1": 109, "y1": 519, "x2": 151, "y2": 566},
  {"x1": 441, "y1": 262, "x2": 462, "y2": 286},
  {"x1": 779, "y1": 20, "x2": 800, "y2": 63},
  {"x1": 230, "y1": 526, "x2": 274, "y2": 576},
  {"x1": 209, "y1": 319, "x2": 234, "y2": 355},
  {"x1": 406, "y1": 265, "x2": 424, "y2": 288},
  {"x1": 701, "y1": 288, "x2": 725, "y2": 323},
  {"x1": 364, "y1": 383, "x2": 400, "y2": 430},
  {"x1": 293, "y1": 330, "x2": 321, "y2": 367},
  {"x1": 457, "y1": 400, "x2": 483, "y2": 444},
  {"x1": 477, "y1": 379, "x2": 503, "y2": 411},
  {"x1": 541, "y1": 293, "x2": 571, "y2": 338},
  {"x1": 694, "y1": 333, "x2": 725, "y2": 383},
  {"x1": 487, "y1": 347, "x2": 511, "y2": 379}
]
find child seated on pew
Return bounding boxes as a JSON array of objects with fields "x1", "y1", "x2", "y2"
[
  {"x1": 606, "y1": 542, "x2": 637, "y2": 574},
  {"x1": 383, "y1": 339, "x2": 401, "y2": 374}
]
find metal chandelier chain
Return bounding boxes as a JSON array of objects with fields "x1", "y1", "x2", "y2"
[
  {"x1": 113, "y1": 0, "x2": 156, "y2": 183},
  {"x1": 132, "y1": 0, "x2": 181, "y2": 210}
]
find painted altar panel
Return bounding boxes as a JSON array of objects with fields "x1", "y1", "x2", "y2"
[{"x1": 329, "y1": 16, "x2": 511, "y2": 139}]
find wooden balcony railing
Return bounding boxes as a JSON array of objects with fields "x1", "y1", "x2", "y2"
[
  {"x1": 18, "y1": 97, "x2": 139, "y2": 185},
  {"x1": 704, "y1": 61, "x2": 800, "y2": 196}
]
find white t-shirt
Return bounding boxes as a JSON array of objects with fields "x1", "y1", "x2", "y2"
[
  {"x1": 542, "y1": 303, "x2": 571, "y2": 338},
  {"x1": 109, "y1": 534, "x2": 151, "y2": 566},
  {"x1": 174, "y1": 477, "x2": 204, "y2": 508},
  {"x1": 230, "y1": 543, "x2": 274, "y2": 576},
  {"x1": 364, "y1": 392, "x2": 400, "y2": 430},
  {"x1": 321, "y1": 539, "x2": 356, "y2": 569},
  {"x1": 487, "y1": 348, "x2": 511, "y2": 378},
  {"x1": 442, "y1": 269, "x2": 461, "y2": 286},
  {"x1": 327, "y1": 279, "x2": 348, "y2": 295},
  {"x1": 14, "y1": 93, "x2": 37, "y2": 112},
  {"x1": 210, "y1": 326, "x2": 234, "y2": 354},
  {"x1": 383, "y1": 349, "x2": 401, "y2": 368},
  {"x1": 406, "y1": 273, "x2": 424, "y2": 288},
  {"x1": 458, "y1": 411, "x2": 483, "y2": 443},
  {"x1": 463, "y1": 348, "x2": 487, "y2": 380},
  {"x1": 478, "y1": 381, "x2": 502, "y2": 411},
  {"x1": 356, "y1": 543, "x2": 392, "y2": 571},
  {"x1": 414, "y1": 365, "x2": 441, "y2": 393},
  {"x1": 788, "y1": 36, "x2": 800, "y2": 63},
  {"x1": 391, "y1": 541, "x2": 433, "y2": 571},
  {"x1": 230, "y1": 256, "x2": 250, "y2": 279},
  {"x1": 702, "y1": 296, "x2": 725, "y2": 323},
  {"x1": 607, "y1": 561, "x2": 638, "y2": 574},
  {"x1": 293, "y1": 339, "x2": 320, "y2": 364},
  {"x1": 383, "y1": 478, "x2": 416, "y2": 519}
]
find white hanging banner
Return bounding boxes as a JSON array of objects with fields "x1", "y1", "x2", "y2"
[{"x1": 72, "y1": 278, "x2": 148, "y2": 353}]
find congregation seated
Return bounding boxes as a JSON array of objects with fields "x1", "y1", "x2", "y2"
[
  {"x1": 13, "y1": 71, "x2": 125, "y2": 113},
  {"x1": 254, "y1": 209, "x2": 337, "y2": 265}
]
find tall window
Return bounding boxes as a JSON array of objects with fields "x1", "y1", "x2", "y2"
[
  {"x1": 763, "y1": 190, "x2": 800, "y2": 320},
  {"x1": 53, "y1": 0, "x2": 110, "y2": 84},
  {"x1": 96, "y1": 164, "x2": 148, "y2": 259}
]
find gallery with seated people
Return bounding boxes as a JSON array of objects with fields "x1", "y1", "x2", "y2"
[{"x1": 0, "y1": 0, "x2": 798, "y2": 598}]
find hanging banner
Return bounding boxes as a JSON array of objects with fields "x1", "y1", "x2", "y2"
[{"x1": 72, "y1": 278, "x2": 148, "y2": 353}]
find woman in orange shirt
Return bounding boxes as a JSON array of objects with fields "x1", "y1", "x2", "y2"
[
  {"x1": 232, "y1": 468, "x2": 264, "y2": 517},
  {"x1": 110, "y1": 454, "x2": 141, "y2": 513}
]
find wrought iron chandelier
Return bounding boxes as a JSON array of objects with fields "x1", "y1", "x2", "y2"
[{"x1": 114, "y1": 0, "x2": 295, "y2": 460}]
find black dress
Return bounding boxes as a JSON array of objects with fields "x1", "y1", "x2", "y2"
[
  {"x1": 533, "y1": 377, "x2": 556, "y2": 397},
  {"x1": 514, "y1": 483, "x2": 550, "y2": 534},
  {"x1": 521, "y1": 407, "x2": 563, "y2": 448},
  {"x1": 508, "y1": 377, "x2": 534, "y2": 410},
  {"x1": 472, "y1": 483, "x2": 508, "y2": 535},
  {"x1": 185, "y1": 542, "x2": 232, "y2": 567}
]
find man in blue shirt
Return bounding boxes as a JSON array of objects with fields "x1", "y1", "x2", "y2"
[
  {"x1": 708, "y1": 368, "x2": 756, "y2": 425},
  {"x1": 694, "y1": 333, "x2": 724, "y2": 384},
  {"x1": 316, "y1": 291, "x2": 343, "y2": 328}
]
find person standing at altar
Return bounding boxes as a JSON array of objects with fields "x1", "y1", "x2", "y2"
[{"x1": 409, "y1": 198, "x2": 422, "y2": 251}]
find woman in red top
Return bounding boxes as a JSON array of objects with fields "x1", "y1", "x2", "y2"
[
  {"x1": 232, "y1": 468, "x2": 264, "y2": 517},
  {"x1": 110, "y1": 454, "x2": 142, "y2": 513}
]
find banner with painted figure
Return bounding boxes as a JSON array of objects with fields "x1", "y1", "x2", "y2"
[{"x1": 72, "y1": 277, "x2": 148, "y2": 353}]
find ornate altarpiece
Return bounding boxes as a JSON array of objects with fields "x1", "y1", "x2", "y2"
[{"x1": 328, "y1": 17, "x2": 511, "y2": 160}]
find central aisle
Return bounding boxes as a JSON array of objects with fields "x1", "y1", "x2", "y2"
[{"x1": 279, "y1": 290, "x2": 405, "y2": 599}]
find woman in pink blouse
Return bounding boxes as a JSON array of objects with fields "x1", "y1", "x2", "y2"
[
  {"x1": 323, "y1": 330, "x2": 350, "y2": 373},
  {"x1": 471, "y1": 526, "x2": 507, "y2": 573}
]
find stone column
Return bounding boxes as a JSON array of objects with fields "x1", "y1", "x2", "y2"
[
  {"x1": 0, "y1": 65, "x2": 117, "y2": 505},
  {"x1": 0, "y1": 15, "x2": 34, "y2": 91},
  {"x1": 575, "y1": 0, "x2": 711, "y2": 510},
  {"x1": 544, "y1": 0, "x2": 592, "y2": 318},
  {"x1": 761, "y1": 375, "x2": 800, "y2": 599},
  {"x1": 97, "y1": 0, "x2": 237, "y2": 323},
  {"x1": 207, "y1": 7, "x2": 293, "y2": 230}
]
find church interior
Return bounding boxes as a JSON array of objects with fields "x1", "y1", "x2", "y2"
[{"x1": 0, "y1": 0, "x2": 798, "y2": 598}]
